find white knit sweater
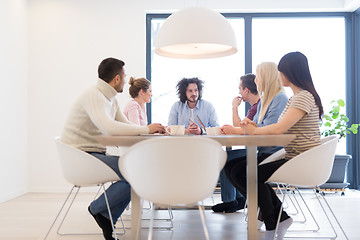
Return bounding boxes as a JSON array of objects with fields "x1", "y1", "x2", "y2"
[{"x1": 61, "y1": 79, "x2": 149, "y2": 152}]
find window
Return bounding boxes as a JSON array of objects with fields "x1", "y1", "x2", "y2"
[
  {"x1": 150, "y1": 18, "x2": 245, "y2": 126},
  {"x1": 147, "y1": 12, "x2": 360, "y2": 188},
  {"x1": 252, "y1": 17, "x2": 346, "y2": 152}
]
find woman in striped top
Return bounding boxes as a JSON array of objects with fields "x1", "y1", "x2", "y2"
[{"x1": 227, "y1": 52, "x2": 323, "y2": 240}]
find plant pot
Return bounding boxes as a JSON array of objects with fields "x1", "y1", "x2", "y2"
[{"x1": 320, "y1": 154, "x2": 351, "y2": 189}]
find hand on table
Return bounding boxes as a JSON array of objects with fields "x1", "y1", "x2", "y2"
[
  {"x1": 148, "y1": 123, "x2": 166, "y2": 134},
  {"x1": 220, "y1": 125, "x2": 236, "y2": 135},
  {"x1": 239, "y1": 121, "x2": 257, "y2": 135},
  {"x1": 185, "y1": 122, "x2": 201, "y2": 135}
]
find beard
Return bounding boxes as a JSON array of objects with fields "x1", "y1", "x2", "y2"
[
  {"x1": 115, "y1": 82, "x2": 124, "y2": 93},
  {"x1": 115, "y1": 87, "x2": 123, "y2": 93},
  {"x1": 187, "y1": 95, "x2": 198, "y2": 103}
]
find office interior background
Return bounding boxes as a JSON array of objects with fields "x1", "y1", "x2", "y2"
[{"x1": 1, "y1": 0, "x2": 360, "y2": 204}]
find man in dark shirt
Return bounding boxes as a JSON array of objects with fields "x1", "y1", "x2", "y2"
[
  {"x1": 212, "y1": 73, "x2": 260, "y2": 213},
  {"x1": 232, "y1": 73, "x2": 260, "y2": 126}
]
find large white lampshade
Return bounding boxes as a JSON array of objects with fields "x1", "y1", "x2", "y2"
[{"x1": 155, "y1": 7, "x2": 238, "y2": 59}]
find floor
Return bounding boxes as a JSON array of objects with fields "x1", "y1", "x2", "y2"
[{"x1": 0, "y1": 189, "x2": 359, "y2": 240}]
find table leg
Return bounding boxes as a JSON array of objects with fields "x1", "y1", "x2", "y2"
[
  {"x1": 247, "y1": 146, "x2": 258, "y2": 240},
  {"x1": 131, "y1": 188, "x2": 141, "y2": 240}
]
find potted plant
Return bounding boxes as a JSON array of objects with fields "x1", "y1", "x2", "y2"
[{"x1": 320, "y1": 99, "x2": 359, "y2": 194}]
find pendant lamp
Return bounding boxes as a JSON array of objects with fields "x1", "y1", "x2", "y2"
[{"x1": 155, "y1": 7, "x2": 238, "y2": 59}]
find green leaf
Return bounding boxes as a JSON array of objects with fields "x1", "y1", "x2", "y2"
[
  {"x1": 332, "y1": 112, "x2": 339, "y2": 119},
  {"x1": 349, "y1": 124, "x2": 359, "y2": 133},
  {"x1": 324, "y1": 122, "x2": 331, "y2": 127},
  {"x1": 340, "y1": 115, "x2": 349, "y2": 122},
  {"x1": 324, "y1": 115, "x2": 332, "y2": 121},
  {"x1": 337, "y1": 99, "x2": 345, "y2": 107}
]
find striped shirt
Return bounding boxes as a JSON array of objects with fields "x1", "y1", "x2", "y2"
[{"x1": 279, "y1": 90, "x2": 321, "y2": 160}]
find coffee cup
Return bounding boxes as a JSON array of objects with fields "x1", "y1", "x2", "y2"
[
  {"x1": 211, "y1": 127, "x2": 221, "y2": 136},
  {"x1": 170, "y1": 125, "x2": 185, "y2": 135},
  {"x1": 206, "y1": 127, "x2": 221, "y2": 136}
]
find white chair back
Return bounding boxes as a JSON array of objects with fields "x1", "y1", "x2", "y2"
[
  {"x1": 267, "y1": 135, "x2": 339, "y2": 187},
  {"x1": 55, "y1": 137, "x2": 120, "y2": 187},
  {"x1": 261, "y1": 148, "x2": 286, "y2": 165},
  {"x1": 119, "y1": 137, "x2": 227, "y2": 205}
]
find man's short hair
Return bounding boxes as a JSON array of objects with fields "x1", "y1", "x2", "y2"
[
  {"x1": 240, "y1": 73, "x2": 258, "y2": 95},
  {"x1": 176, "y1": 77, "x2": 204, "y2": 103},
  {"x1": 98, "y1": 57, "x2": 125, "y2": 83}
]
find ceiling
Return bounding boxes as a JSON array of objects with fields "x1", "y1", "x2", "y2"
[{"x1": 161, "y1": 0, "x2": 360, "y2": 13}]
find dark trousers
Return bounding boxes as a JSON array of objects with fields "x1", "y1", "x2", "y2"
[{"x1": 224, "y1": 148, "x2": 289, "y2": 230}]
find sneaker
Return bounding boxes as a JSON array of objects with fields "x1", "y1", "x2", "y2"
[
  {"x1": 277, "y1": 217, "x2": 293, "y2": 240},
  {"x1": 257, "y1": 220, "x2": 264, "y2": 231},
  {"x1": 211, "y1": 200, "x2": 238, "y2": 212},
  {"x1": 225, "y1": 197, "x2": 247, "y2": 213},
  {"x1": 88, "y1": 206, "x2": 115, "y2": 240}
]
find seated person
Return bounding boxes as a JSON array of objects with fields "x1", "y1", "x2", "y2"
[
  {"x1": 61, "y1": 57, "x2": 165, "y2": 240},
  {"x1": 219, "y1": 62, "x2": 288, "y2": 216},
  {"x1": 168, "y1": 77, "x2": 219, "y2": 134},
  {"x1": 212, "y1": 73, "x2": 260, "y2": 213},
  {"x1": 123, "y1": 77, "x2": 151, "y2": 126}
]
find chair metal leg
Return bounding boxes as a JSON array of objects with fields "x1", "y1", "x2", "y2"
[
  {"x1": 244, "y1": 200, "x2": 259, "y2": 223},
  {"x1": 210, "y1": 193, "x2": 215, "y2": 204},
  {"x1": 44, "y1": 186, "x2": 76, "y2": 240},
  {"x1": 45, "y1": 185, "x2": 125, "y2": 239},
  {"x1": 276, "y1": 184, "x2": 302, "y2": 217},
  {"x1": 276, "y1": 185, "x2": 318, "y2": 227},
  {"x1": 277, "y1": 184, "x2": 290, "y2": 210},
  {"x1": 198, "y1": 202, "x2": 210, "y2": 240},
  {"x1": 292, "y1": 187, "x2": 320, "y2": 232},
  {"x1": 317, "y1": 189, "x2": 349, "y2": 240},
  {"x1": 314, "y1": 188, "x2": 349, "y2": 240},
  {"x1": 148, "y1": 202, "x2": 156, "y2": 240},
  {"x1": 272, "y1": 184, "x2": 288, "y2": 240},
  {"x1": 102, "y1": 184, "x2": 120, "y2": 240},
  {"x1": 286, "y1": 188, "x2": 300, "y2": 216},
  {"x1": 56, "y1": 187, "x2": 81, "y2": 235},
  {"x1": 93, "y1": 184, "x2": 103, "y2": 200},
  {"x1": 124, "y1": 203, "x2": 174, "y2": 230}
]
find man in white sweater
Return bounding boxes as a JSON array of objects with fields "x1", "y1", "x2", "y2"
[{"x1": 61, "y1": 57, "x2": 165, "y2": 240}]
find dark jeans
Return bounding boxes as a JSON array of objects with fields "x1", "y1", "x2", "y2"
[
  {"x1": 219, "y1": 149, "x2": 246, "y2": 202},
  {"x1": 87, "y1": 152, "x2": 131, "y2": 223},
  {"x1": 224, "y1": 147, "x2": 289, "y2": 230}
]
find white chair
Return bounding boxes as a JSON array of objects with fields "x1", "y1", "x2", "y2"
[
  {"x1": 44, "y1": 137, "x2": 125, "y2": 240},
  {"x1": 119, "y1": 136, "x2": 227, "y2": 240},
  {"x1": 265, "y1": 135, "x2": 349, "y2": 239},
  {"x1": 261, "y1": 148, "x2": 315, "y2": 227}
]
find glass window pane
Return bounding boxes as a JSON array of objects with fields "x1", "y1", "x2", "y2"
[
  {"x1": 252, "y1": 17, "x2": 346, "y2": 153},
  {"x1": 150, "y1": 18, "x2": 245, "y2": 126}
]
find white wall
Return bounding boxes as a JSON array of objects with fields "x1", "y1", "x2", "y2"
[
  {"x1": 0, "y1": 0, "x2": 28, "y2": 203},
  {"x1": 26, "y1": 0, "x2": 360, "y2": 193}
]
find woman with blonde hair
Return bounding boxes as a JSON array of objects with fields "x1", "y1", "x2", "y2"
[
  {"x1": 215, "y1": 62, "x2": 287, "y2": 215},
  {"x1": 256, "y1": 62, "x2": 285, "y2": 125},
  {"x1": 123, "y1": 77, "x2": 152, "y2": 126}
]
